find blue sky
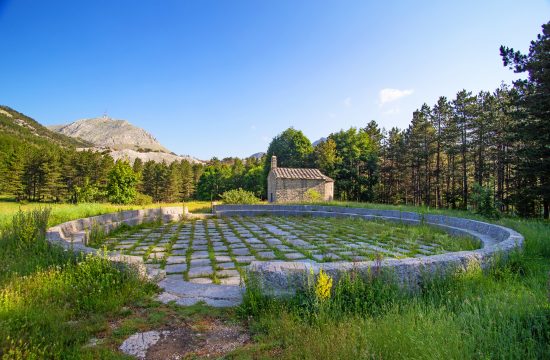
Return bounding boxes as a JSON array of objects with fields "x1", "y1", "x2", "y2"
[{"x1": 0, "y1": 1, "x2": 548, "y2": 159}]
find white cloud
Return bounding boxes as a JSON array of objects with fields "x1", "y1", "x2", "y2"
[
  {"x1": 379, "y1": 88, "x2": 414, "y2": 106},
  {"x1": 343, "y1": 97, "x2": 352, "y2": 107}
]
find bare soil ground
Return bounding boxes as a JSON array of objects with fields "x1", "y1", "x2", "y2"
[{"x1": 145, "y1": 319, "x2": 250, "y2": 359}]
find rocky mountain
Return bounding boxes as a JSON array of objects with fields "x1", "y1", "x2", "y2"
[
  {"x1": 108, "y1": 149, "x2": 201, "y2": 165},
  {"x1": 248, "y1": 152, "x2": 266, "y2": 160},
  {"x1": 49, "y1": 116, "x2": 170, "y2": 152},
  {"x1": 312, "y1": 137, "x2": 326, "y2": 146},
  {"x1": 49, "y1": 116, "x2": 203, "y2": 164}
]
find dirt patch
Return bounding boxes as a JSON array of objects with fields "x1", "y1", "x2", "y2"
[{"x1": 145, "y1": 319, "x2": 250, "y2": 359}]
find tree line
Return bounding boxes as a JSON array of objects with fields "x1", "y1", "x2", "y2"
[
  {"x1": 0, "y1": 22, "x2": 547, "y2": 217},
  {"x1": 0, "y1": 142, "x2": 265, "y2": 205},
  {"x1": 264, "y1": 22, "x2": 549, "y2": 218}
]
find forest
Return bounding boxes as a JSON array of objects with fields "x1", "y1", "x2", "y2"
[{"x1": 0, "y1": 21, "x2": 548, "y2": 218}]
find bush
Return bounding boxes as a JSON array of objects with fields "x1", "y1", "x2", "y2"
[
  {"x1": 132, "y1": 192, "x2": 153, "y2": 205},
  {"x1": 9, "y1": 208, "x2": 51, "y2": 250},
  {"x1": 220, "y1": 188, "x2": 260, "y2": 204},
  {"x1": 304, "y1": 188, "x2": 322, "y2": 202}
]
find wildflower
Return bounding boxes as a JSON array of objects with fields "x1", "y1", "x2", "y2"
[{"x1": 315, "y1": 269, "x2": 333, "y2": 301}]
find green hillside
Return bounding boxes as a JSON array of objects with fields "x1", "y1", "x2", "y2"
[{"x1": 0, "y1": 105, "x2": 92, "y2": 150}]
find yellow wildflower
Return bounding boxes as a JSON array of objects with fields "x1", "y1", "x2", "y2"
[{"x1": 315, "y1": 269, "x2": 333, "y2": 301}]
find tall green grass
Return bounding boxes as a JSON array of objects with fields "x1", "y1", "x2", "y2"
[
  {"x1": 0, "y1": 209, "x2": 156, "y2": 359},
  {"x1": 239, "y1": 211, "x2": 550, "y2": 359},
  {"x1": 0, "y1": 200, "x2": 211, "y2": 227}
]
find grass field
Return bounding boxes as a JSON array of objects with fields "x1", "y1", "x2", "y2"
[
  {"x1": 0, "y1": 198, "x2": 211, "y2": 227},
  {"x1": 0, "y1": 199, "x2": 548, "y2": 359}
]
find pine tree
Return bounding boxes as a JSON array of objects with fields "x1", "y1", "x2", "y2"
[
  {"x1": 452, "y1": 90, "x2": 476, "y2": 209},
  {"x1": 381, "y1": 127, "x2": 406, "y2": 204},
  {"x1": 165, "y1": 162, "x2": 182, "y2": 202},
  {"x1": 179, "y1": 160, "x2": 195, "y2": 200},
  {"x1": 431, "y1": 97, "x2": 452, "y2": 208},
  {"x1": 501, "y1": 21, "x2": 550, "y2": 218},
  {"x1": 4, "y1": 150, "x2": 25, "y2": 200}
]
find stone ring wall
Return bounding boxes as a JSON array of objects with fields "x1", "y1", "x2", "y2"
[
  {"x1": 46, "y1": 207, "x2": 185, "y2": 280},
  {"x1": 213, "y1": 205, "x2": 524, "y2": 295},
  {"x1": 44, "y1": 205, "x2": 524, "y2": 299}
]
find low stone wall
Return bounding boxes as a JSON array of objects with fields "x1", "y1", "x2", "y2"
[
  {"x1": 46, "y1": 207, "x2": 185, "y2": 280},
  {"x1": 213, "y1": 204, "x2": 524, "y2": 295}
]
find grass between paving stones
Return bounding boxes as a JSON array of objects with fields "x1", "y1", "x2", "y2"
[
  {"x1": 212, "y1": 218, "x2": 245, "y2": 278},
  {"x1": 223, "y1": 218, "x2": 263, "y2": 267},
  {"x1": 183, "y1": 220, "x2": 196, "y2": 281},
  {"x1": 140, "y1": 223, "x2": 171, "y2": 266},
  {"x1": 265, "y1": 216, "x2": 337, "y2": 261},
  {"x1": 232, "y1": 217, "x2": 287, "y2": 261},
  {"x1": 271, "y1": 216, "x2": 357, "y2": 262},
  {"x1": 243, "y1": 216, "x2": 316, "y2": 262},
  {"x1": 116, "y1": 224, "x2": 160, "y2": 257},
  {"x1": 203, "y1": 219, "x2": 221, "y2": 284},
  {"x1": 100, "y1": 219, "x2": 163, "y2": 252},
  {"x1": 256, "y1": 215, "x2": 479, "y2": 261},
  {"x1": 161, "y1": 221, "x2": 185, "y2": 270}
]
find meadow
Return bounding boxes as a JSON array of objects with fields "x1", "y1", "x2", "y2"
[
  {"x1": 0, "y1": 198, "x2": 211, "y2": 227},
  {"x1": 0, "y1": 199, "x2": 548, "y2": 359}
]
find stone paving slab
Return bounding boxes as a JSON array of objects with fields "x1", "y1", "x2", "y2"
[
  {"x1": 157, "y1": 277, "x2": 243, "y2": 307},
  {"x1": 166, "y1": 256, "x2": 186, "y2": 264},
  {"x1": 188, "y1": 266, "x2": 213, "y2": 278},
  {"x1": 165, "y1": 264, "x2": 187, "y2": 273}
]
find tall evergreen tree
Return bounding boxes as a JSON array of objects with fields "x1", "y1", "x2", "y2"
[
  {"x1": 431, "y1": 97, "x2": 452, "y2": 208},
  {"x1": 501, "y1": 21, "x2": 550, "y2": 218},
  {"x1": 4, "y1": 150, "x2": 25, "y2": 200},
  {"x1": 179, "y1": 160, "x2": 195, "y2": 200},
  {"x1": 452, "y1": 90, "x2": 477, "y2": 209}
]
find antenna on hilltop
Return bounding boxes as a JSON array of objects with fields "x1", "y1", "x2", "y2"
[{"x1": 102, "y1": 109, "x2": 109, "y2": 120}]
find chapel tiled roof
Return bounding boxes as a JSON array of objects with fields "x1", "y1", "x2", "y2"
[{"x1": 272, "y1": 167, "x2": 334, "y2": 182}]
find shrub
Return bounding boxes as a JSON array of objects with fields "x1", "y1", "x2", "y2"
[
  {"x1": 75, "y1": 178, "x2": 104, "y2": 203},
  {"x1": 132, "y1": 192, "x2": 153, "y2": 205},
  {"x1": 220, "y1": 188, "x2": 260, "y2": 204},
  {"x1": 9, "y1": 208, "x2": 51, "y2": 250},
  {"x1": 304, "y1": 188, "x2": 322, "y2": 202}
]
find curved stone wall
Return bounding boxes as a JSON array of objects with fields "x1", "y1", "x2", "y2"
[
  {"x1": 213, "y1": 205, "x2": 524, "y2": 294},
  {"x1": 46, "y1": 207, "x2": 185, "y2": 279}
]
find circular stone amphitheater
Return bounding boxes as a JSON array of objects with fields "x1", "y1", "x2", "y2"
[{"x1": 46, "y1": 205, "x2": 524, "y2": 306}]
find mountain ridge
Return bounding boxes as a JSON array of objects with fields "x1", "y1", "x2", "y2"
[
  {"x1": 48, "y1": 116, "x2": 170, "y2": 153},
  {"x1": 0, "y1": 105, "x2": 92, "y2": 148},
  {"x1": 49, "y1": 116, "x2": 203, "y2": 164}
]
